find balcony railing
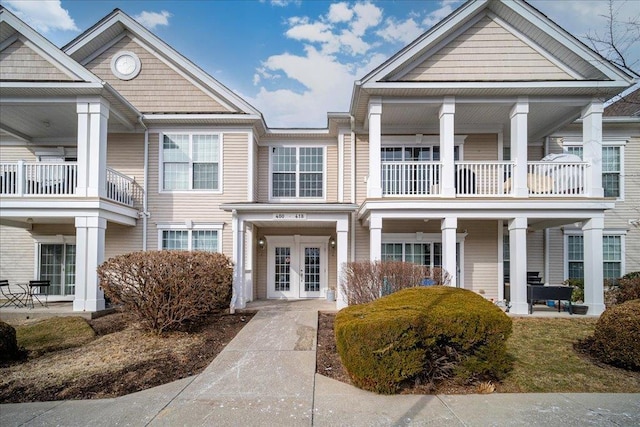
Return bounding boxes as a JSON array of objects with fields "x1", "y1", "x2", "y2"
[
  {"x1": 380, "y1": 160, "x2": 589, "y2": 197},
  {"x1": 381, "y1": 161, "x2": 441, "y2": 196},
  {"x1": 0, "y1": 161, "x2": 134, "y2": 206}
]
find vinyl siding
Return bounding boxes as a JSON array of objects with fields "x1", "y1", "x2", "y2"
[
  {"x1": 326, "y1": 144, "x2": 338, "y2": 202},
  {"x1": 85, "y1": 36, "x2": 232, "y2": 113},
  {"x1": 528, "y1": 144, "x2": 544, "y2": 161},
  {"x1": 526, "y1": 230, "x2": 544, "y2": 279},
  {"x1": 355, "y1": 135, "x2": 369, "y2": 204},
  {"x1": 0, "y1": 225, "x2": 35, "y2": 286},
  {"x1": 464, "y1": 134, "x2": 498, "y2": 160},
  {"x1": 105, "y1": 223, "x2": 142, "y2": 260},
  {"x1": 0, "y1": 39, "x2": 72, "y2": 81},
  {"x1": 257, "y1": 145, "x2": 269, "y2": 202},
  {"x1": 147, "y1": 132, "x2": 249, "y2": 254},
  {"x1": 404, "y1": 16, "x2": 573, "y2": 82},
  {"x1": 107, "y1": 133, "x2": 145, "y2": 209},
  {"x1": 547, "y1": 228, "x2": 565, "y2": 284},
  {"x1": 343, "y1": 133, "x2": 353, "y2": 202},
  {"x1": 460, "y1": 220, "x2": 499, "y2": 300},
  {"x1": 0, "y1": 145, "x2": 37, "y2": 161}
]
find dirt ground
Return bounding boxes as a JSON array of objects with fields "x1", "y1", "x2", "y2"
[
  {"x1": 315, "y1": 312, "x2": 479, "y2": 394},
  {"x1": 0, "y1": 311, "x2": 254, "y2": 403}
]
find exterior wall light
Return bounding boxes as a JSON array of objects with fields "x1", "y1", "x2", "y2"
[
  {"x1": 330, "y1": 237, "x2": 336, "y2": 249},
  {"x1": 258, "y1": 237, "x2": 266, "y2": 249}
]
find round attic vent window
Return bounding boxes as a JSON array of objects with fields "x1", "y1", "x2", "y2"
[{"x1": 110, "y1": 51, "x2": 141, "y2": 80}]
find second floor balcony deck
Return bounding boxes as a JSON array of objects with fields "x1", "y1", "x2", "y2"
[
  {"x1": 381, "y1": 160, "x2": 590, "y2": 198},
  {"x1": 0, "y1": 161, "x2": 135, "y2": 207}
]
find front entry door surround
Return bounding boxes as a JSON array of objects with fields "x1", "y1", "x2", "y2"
[{"x1": 266, "y1": 235, "x2": 329, "y2": 299}]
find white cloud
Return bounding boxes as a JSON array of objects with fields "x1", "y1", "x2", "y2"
[
  {"x1": 377, "y1": 17, "x2": 423, "y2": 44},
  {"x1": 133, "y1": 10, "x2": 172, "y2": 30},
  {"x1": 4, "y1": 0, "x2": 78, "y2": 33},
  {"x1": 285, "y1": 20, "x2": 334, "y2": 44},
  {"x1": 350, "y1": 2, "x2": 383, "y2": 37},
  {"x1": 422, "y1": 0, "x2": 462, "y2": 28},
  {"x1": 328, "y1": 2, "x2": 354, "y2": 23},
  {"x1": 269, "y1": 0, "x2": 302, "y2": 7}
]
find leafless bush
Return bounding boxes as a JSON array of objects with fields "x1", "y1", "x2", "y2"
[
  {"x1": 341, "y1": 260, "x2": 451, "y2": 305},
  {"x1": 97, "y1": 251, "x2": 233, "y2": 335}
]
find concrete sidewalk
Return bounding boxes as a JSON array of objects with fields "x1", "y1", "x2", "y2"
[{"x1": 1, "y1": 300, "x2": 639, "y2": 426}]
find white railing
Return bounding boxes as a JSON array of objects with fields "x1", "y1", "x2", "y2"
[
  {"x1": 455, "y1": 161, "x2": 514, "y2": 196},
  {"x1": 0, "y1": 162, "x2": 134, "y2": 206},
  {"x1": 381, "y1": 161, "x2": 441, "y2": 196},
  {"x1": 527, "y1": 161, "x2": 588, "y2": 196},
  {"x1": 106, "y1": 167, "x2": 134, "y2": 206}
]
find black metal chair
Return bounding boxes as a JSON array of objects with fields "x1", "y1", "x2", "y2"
[
  {"x1": 1, "y1": 279, "x2": 27, "y2": 308},
  {"x1": 27, "y1": 280, "x2": 51, "y2": 308}
]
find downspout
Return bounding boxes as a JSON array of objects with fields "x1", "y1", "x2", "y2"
[
  {"x1": 350, "y1": 116, "x2": 356, "y2": 263},
  {"x1": 138, "y1": 116, "x2": 149, "y2": 251}
]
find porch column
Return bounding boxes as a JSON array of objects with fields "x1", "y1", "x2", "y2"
[
  {"x1": 510, "y1": 98, "x2": 529, "y2": 198},
  {"x1": 441, "y1": 217, "x2": 457, "y2": 287},
  {"x1": 245, "y1": 224, "x2": 254, "y2": 303},
  {"x1": 583, "y1": 217, "x2": 605, "y2": 315},
  {"x1": 336, "y1": 218, "x2": 349, "y2": 309},
  {"x1": 76, "y1": 98, "x2": 109, "y2": 198},
  {"x1": 73, "y1": 216, "x2": 106, "y2": 312},
  {"x1": 367, "y1": 97, "x2": 382, "y2": 198},
  {"x1": 508, "y1": 217, "x2": 528, "y2": 314},
  {"x1": 582, "y1": 101, "x2": 604, "y2": 197},
  {"x1": 370, "y1": 215, "x2": 382, "y2": 261},
  {"x1": 439, "y1": 97, "x2": 456, "y2": 197},
  {"x1": 231, "y1": 212, "x2": 245, "y2": 311}
]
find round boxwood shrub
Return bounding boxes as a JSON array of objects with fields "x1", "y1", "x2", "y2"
[
  {"x1": 334, "y1": 287, "x2": 512, "y2": 394},
  {"x1": 0, "y1": 321, "x2": 24, "y2": 362},
  {"x1": 592, "y1": 299, "x2": 640, "y2": 370}
]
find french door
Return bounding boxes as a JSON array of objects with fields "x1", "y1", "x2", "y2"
[
  {"x1": 39, "y1": 244, "x2": 76, "y2": 296},
  {"x1": 267, "y1": 236, "x2": 328, "y2": 299}
]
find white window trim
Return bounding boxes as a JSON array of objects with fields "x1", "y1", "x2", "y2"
[
  {"x1": 562, "y1": 228, "x2": 627, "y2": 280},
  {"x1": 156, "y1": 222, "x2": 224, "y2": 252},
  {"x1": 380, "y1": 135, "x2": 466, "y2": 160},
  {"x1": 32, "y1": 235, "x2": 76, "y2": 300},
  {"x1": 563, "y1": 139, "x2": 625, "y2": 201},
  {"x1": 268, "y1": 144, "x2": 327, "y2": 203},
  {"x1": 159, "y1": 132, "x2": 224, "y2": 194}
]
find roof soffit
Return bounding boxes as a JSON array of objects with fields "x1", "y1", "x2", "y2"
[{"x1": 63, "y1": 9, "x2": 263, "y2": 118}]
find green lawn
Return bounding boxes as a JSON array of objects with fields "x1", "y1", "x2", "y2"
[{"x1": 16, "y1": 317, "x2": 96, "y2": 356}]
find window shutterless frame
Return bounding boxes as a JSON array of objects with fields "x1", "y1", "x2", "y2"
[{"x1": 268, "y1": 145, "x2": 327, "y2": 202}]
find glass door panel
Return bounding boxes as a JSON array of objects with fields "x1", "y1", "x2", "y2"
[
  {"x1": 302, "y1": 246, "x2": 321, "y2": 296},
  {"x1": 39, "y1": 243, "x2": 75, "y2": 296},
  {"x1": 274, "y1": 247, "x2": 291, "y2": 292}
]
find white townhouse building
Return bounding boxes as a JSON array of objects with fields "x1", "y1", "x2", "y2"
[{"x1": 1, "y1": 0, "x2": 637, "y2": 315}]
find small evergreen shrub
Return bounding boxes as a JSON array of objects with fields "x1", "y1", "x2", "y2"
[
  {"x1": 591, "y1": 300, "x2": 640, "y2": 370},
  {"x1": 342, "y1": 260, "x2": 450, "y2": 305},
  {"x1": 97, "y1": 250, "x2": 233, "y2": 334},
  {"x1": 0, "y1": 321, "x2": 21, "y2": 362},
  {"x1": 334, "y1": 287, "x2": 512, "y2": 394},
  {"x1": 563, "y1": 278, "x2": 584, "y2": 302}
]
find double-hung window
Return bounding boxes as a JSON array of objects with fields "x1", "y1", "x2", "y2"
[
  {"x1": 162, "y1": 133, "x2": 221, "y2": 191},
  {"x1": 381, "y1": 242, "x2": 442, "y2": 268},
  {"x1": 271, "y1": 146, "x2": 324, "y2": 199},
  {"x1": 160, "y1": 228, "x2": 221, "y2": 252},
  {"x1": 564, "y1": 144, "x2": 622, "y2": 198},
  {"x1": 566, "y1": 234, "x2": 623, "y2": 280}
]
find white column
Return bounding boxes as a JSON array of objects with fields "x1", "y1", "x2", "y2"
[
  {"x1": 510, "y1": 98, "x2": 529, "y2": 198},
  {"x1": 583, "y1": 217, "x2": 605, "y2": 315},
  {"x1": 508, "y1": 217, "x2": 528, "y2": 314},
  {"x1": 73, "y1": 216, "x2": 106, "y2": 312},
  {"x1": 441, "y1": 217, "x2": 457, "y2": 287},
  {"x1": 439, "y1": 97, "x2": 456, "y2": 197},
  {"x1": 369, "y1": 215, "x2": 382, "y2": 261},
  {"x1": 367, "y1": 97, "x2": 382, "y2": 198},
  {"x1": 582, "y1": 101, "x2": 604, "y2": 197},
  {"x1": 244, "y1": 223, "x2": 254, "y2": 303},
  {"x1": 76, "y1": 98, "x2": 109, "y2": 198},
  {"x1": 231, "y1": 212, "x2": 245, "y2": 310},
  {"x1": 336, "y1": 218, "x2": 349, "y2": 309}
]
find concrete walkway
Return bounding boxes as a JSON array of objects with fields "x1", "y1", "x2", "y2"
[{"x1": 1, "y1": 300, "x2": 639, "y2": 426}]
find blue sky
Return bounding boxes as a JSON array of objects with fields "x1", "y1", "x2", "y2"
[{"x1": 3, "y1": 0, "x2": 639, "y2": 128}]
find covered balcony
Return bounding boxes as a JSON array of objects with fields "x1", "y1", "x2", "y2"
[{"x1": 0, "y1": 161, "x2": 135, "y2": 206}]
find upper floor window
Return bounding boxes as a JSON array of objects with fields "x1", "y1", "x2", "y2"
[
  {"x1": 162, "y1": 133, "x2": 221, "y2": 191},
  {"x1": 381, "y1": 146, "x2": 460, "y2": 162},
  {"x1": 271, "y1": 146, "x2": 324, "y2": 199},
  {"x1": 564, "y1": 144, "x2": 622, "y2": 198}
]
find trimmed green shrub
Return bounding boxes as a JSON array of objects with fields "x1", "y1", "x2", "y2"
[
  {"x1": 563, "y1": 278, "x2": 584, "y2": 302},
  {"x1": 342, "y1": 260, "x2": 450, "y2": 305},
  {"x1": 97, "y1": 250, "x2": 233, "y2": 334},
  {"x1": 592, "y1": 300, "x2": 640, "y2": 370},
  {"x1": 335, "y1": 287, "x2": 512, "y2": 394}
]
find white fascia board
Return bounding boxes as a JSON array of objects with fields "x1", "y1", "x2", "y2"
[
  {"x1": 0, "y1": 10, "x2": 102, "y2": 84},
  {"x1": 0, "y1": 82, "x2": 104, "y2": 90},
  {"x1": 0, "y1": 202, "x2": 138, "y2": 226},
  {"x1": 361, "y1": 81, "x2": 630, "y2": 90},
  {"x1": 65, "y1": 12, "x2": 263, "y2": 117},
  {"x1": 142, "y1": 114, "x2": 262, "y2": 121},
  {"x1": 220, "y1": 203, "x2": 358, "y2": 213},
  {"x1": 507, "y1": 0, "x2": 636, "y2": 83},
  {"x1": 361, "y1": 0, "x2": 488, "y2": 84}
]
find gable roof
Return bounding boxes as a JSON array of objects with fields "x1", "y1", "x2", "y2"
[
  {"x1": 63, "y1": 9, "x2": 262, "y2": 118},
  {"x1": 0, "y1": 7, "x2": 102, "y2": 85},
  {"x1": 351, "y1": 0, "x2": 636, "y2": 120},
  {"x1": 604, "y1": 87, "x2": 640, "y2": 117}
]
